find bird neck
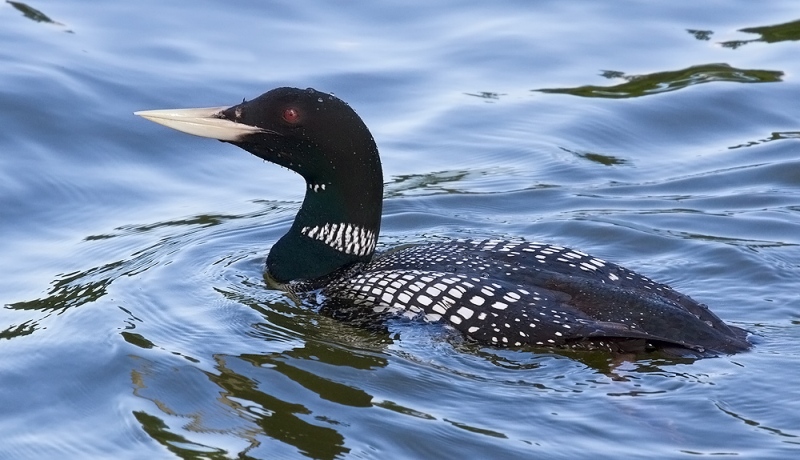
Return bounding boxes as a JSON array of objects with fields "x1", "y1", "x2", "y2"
[{"x1": 266, "y1": 153, "x2": 383, "y2": 283}]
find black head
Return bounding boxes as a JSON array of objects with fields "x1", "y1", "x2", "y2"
[
  {"x1": 136, "y1": 87, "x2": 385, "y2": 283},
  {"x1": 218, "y1": 87, "x2": 380, "y2": 185}
]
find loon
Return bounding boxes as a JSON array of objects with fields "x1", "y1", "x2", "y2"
[{"x1": 136, "y1": 87, "x2": 750, "y2": 356}]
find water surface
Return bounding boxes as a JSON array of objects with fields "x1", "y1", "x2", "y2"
[{"x1": 1, "y1": 1, "x2": 799, "y2": 459}]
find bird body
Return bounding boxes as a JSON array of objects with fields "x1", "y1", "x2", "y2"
[{"x1": 136, "y1": 87, "x2": 750, "y2": 356}]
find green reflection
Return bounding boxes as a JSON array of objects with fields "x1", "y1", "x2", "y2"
[
  {"x1": 0, "y1": 319, "x2": 38, "y2": 340},
  {"x1": 537, "y1": 63, "x2": 783, "y2": 99},
  {"x1": 6, "y1": 0, "x2": 61, "y2": 24},
  {"x1": 7, "y1": 264, "x2": 117, "y2": 314},
  {"x1": 129, "y1": 337, "x2": 388, "y2": 459},
  {"x1": 445, "y1": 418, "x2": 508, "y2": 439},
  {"x1": 464, "y1": 91, "x2": 505, "y2": 101},
  {"x1": 385, "y1": 170, "x2": 470, "y2": 197},
  {"x1": 374, "y1": 400, "x2": 436, "y2": 420},
  {"x1": 6, "y1": 0, "x2": 72, "y2": 32},
  {"x1": 238, "y1": 351, "x2": 374, "y2": 407},
  {"x1": 686, "y1": 29, "x2": 713, "y2": 41},
  {"x1": 728, "y1": 131, "x2": 800, "y2": 150},
  {"x1": 85, "y1": 213, "x2": 235, "y2": 242},
  {"x1": 207, "y1": 355, "x2": 350, "y2": 459},
  {"x1": 560, "y1": 147, "x2": 628, "y2": 166},
  {"x1": 133, "y1": 411, "x2": 234, "y2": 460},
  {"x1": 215, "y1": 280, "x2": 396, "y2": 349},
  {"x1": 121, "y1": 331, "x2": 156, "y2": 349},
  {"x1": 721, "y1": 19, "x2": 800, "y2": 49},
  {"x1": 8, "y1": 213, "x2": 245, "y2": 317},
  {"x1": 279, "y1": 336, "x2": 388, "y2": 370}
]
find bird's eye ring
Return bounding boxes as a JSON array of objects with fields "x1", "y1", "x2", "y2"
[{"x1": 282, "y1": 107, "x2": 301, "y2": 124}]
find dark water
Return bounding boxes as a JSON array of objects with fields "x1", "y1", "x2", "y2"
[{"x1": 2, "y1": 1, "x2": 799, "y2": 458}]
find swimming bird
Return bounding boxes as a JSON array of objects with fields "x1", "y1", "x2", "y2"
[{"x1": 135, "y1": 87, "x2": 750, "y2": 356}]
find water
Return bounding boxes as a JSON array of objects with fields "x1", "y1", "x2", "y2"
[{"x1": 1, "y1": 0, "x2": 799, "y2": 458}]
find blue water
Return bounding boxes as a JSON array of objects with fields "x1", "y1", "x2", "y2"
[{"x1": 1, "y1": 1, "x2": 799, "y2": 458}]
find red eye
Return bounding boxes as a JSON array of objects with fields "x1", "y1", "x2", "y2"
[{"x1": 282, "y1": 107, "x2": 300, "y2": 124}]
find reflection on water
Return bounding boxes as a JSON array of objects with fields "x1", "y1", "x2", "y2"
[
  {"x1": 125, "y1": 284, "x2": 710, "y2": 459},
  {"x1": 130, "y1": 340, "x2": 390, "y2": 459},
  {"x1": 133, "y1": 411, "x2": 231, "y2": 460},
  {"x1": 3, "y1": 205, "x2": 286, "y2": 340},
  {"x1": 714, "y1": 401, "x2": 800, "y2": 440},
  {"x1": 686, "y1": 29, "x2": 713, "y2": 41},
  {"x1": 0, "y1": 319, "x2": 35, "y2": 339},
  {"x1": 6, "y1": 0, "x2": 72, "y2": 32},
  {"x1": 6, "y1": 215, "x2": 231, "y2": 318},
  {"x1": 5, "y1": 198, "x2": 733, "y2": 458},
  {"x1": 728, "y1": 131, "x2": 800, "y2": 150},
  {"x1": 721, "y1": 18, "x2": 800, "y2": 49},
  {"x1": 464, "y1": 91, "x2": 505, "y2": 101},
  {"x1": 2, "y1": 0, "x2": 800, "y2": 457},
  {"x1": 6, "y1": 0, "x2": 62, "y2": 24},
  {"x1": 559, "y1": 147, "x2": 629, "y2": 166},
  {"x1": 385, "y1": 170, "x2": 471, "y2": 197},
  {"x1": 537, "y1": 63, "x2": 783, "y2": 99}
]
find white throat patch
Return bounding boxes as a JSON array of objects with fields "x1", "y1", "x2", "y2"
[{"x1": 301, "y1": 223, "x2": 376, "y2": 256}]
